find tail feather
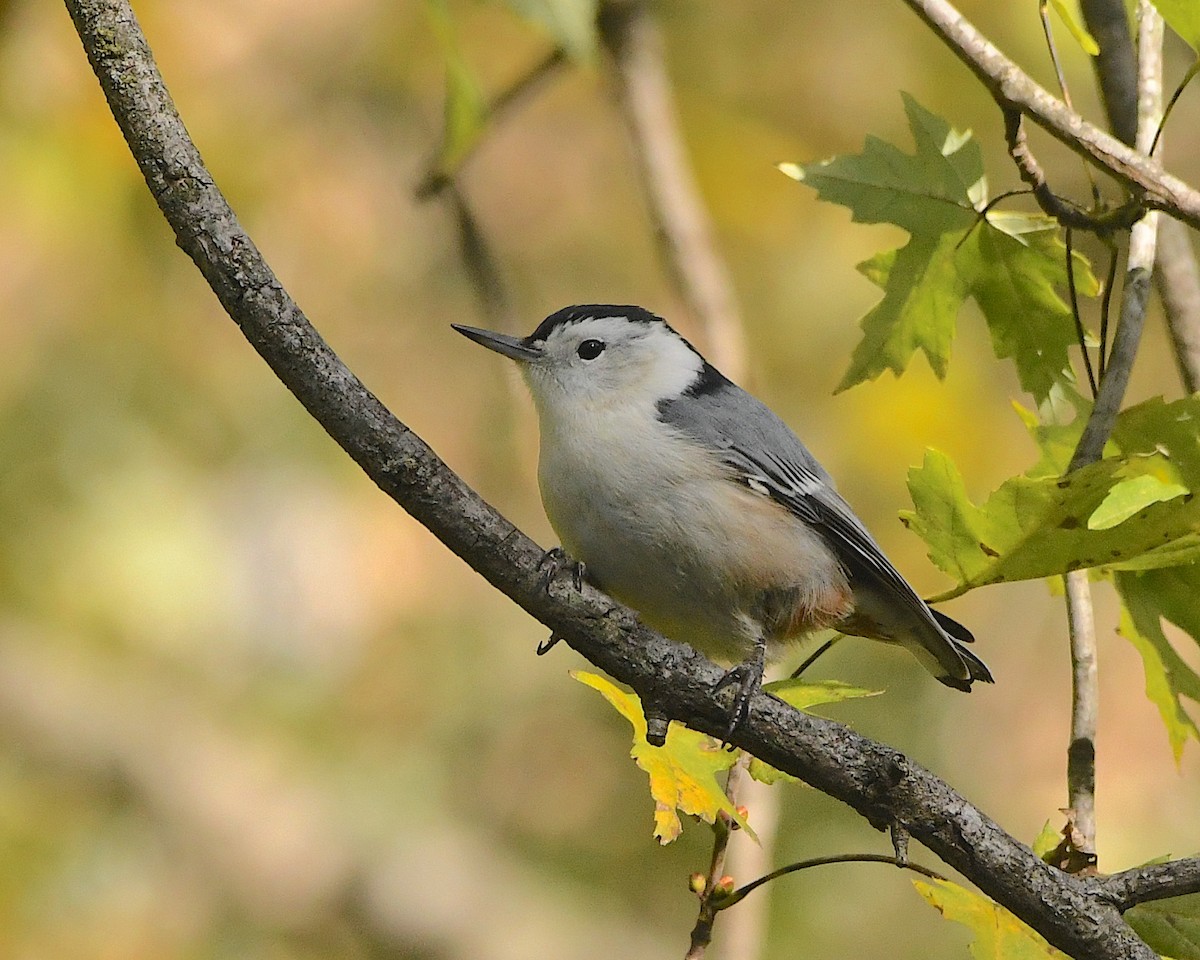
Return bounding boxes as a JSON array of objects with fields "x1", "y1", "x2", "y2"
[{"x1": 931, "y1": 608, "x2": 975, "y2": 644}]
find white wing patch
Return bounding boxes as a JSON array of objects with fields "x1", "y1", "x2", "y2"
[{"x1": 746, "y1": 476, "x2": 772, "y2": 497}]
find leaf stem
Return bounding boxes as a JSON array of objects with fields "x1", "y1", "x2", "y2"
[{"x1": 1065, "y1": 229, "x2": 1099, "y2": 396}]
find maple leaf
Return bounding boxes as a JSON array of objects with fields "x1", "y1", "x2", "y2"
[
  {"x1": 915, "y1": 878, "x2": 1070, "y2": 959},
  {"x1": 572, "y1": 671, "x2": 747, "y2": 844},
  {"x1": 783, "y1": 94, "x2": 1096, "y2": 402}
]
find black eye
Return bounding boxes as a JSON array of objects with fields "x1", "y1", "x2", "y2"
[{"x1": 576, "y1": 339, "x2": 606, "y2": 360}]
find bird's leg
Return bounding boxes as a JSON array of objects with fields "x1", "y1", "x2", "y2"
[
  {"x1": 536, "y1": 547, "x2": 586, "y2": 655},
  {"x1": 712, "y1": 634, "x2": 767, "y2": 744}
]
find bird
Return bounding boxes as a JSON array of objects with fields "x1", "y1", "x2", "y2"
[{"x1": 452, "y1": 304, "x2": 992, "y2": 733}]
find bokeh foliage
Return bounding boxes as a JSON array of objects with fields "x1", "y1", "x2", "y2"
[{"x1": 3, "y1": 1, "x2": 1200, "y2": 958}]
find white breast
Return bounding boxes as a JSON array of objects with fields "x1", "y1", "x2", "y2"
[{"x1": 535, "y1": 402, "x2": 846, "y2": 662}]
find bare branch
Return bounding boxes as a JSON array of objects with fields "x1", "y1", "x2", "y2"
[
  {"x1": 1002, "y1": 108, "x2": 1139, "y2": 232},
  {"x1": 1061, "y1": 2, "x2": 1165, "y2": 865},
  {"x1": 1064, "y1": 571, "x2": 1099, "y2": 862},
  {"x1": 901, "y1": 0, "x2": 1200, "y2": 231},
  {"x1": 1080, "y1": 0, "x2": 1139, "y2": 146},
  {"x1": 1157, "y1": 218, "x2": 1200, "y2": 392},
  {"x1": 416, "y1": 47, "x2": 568, "y2": 199},
  {"x1": 720, "y1": 853, "x2": 947, "y2": 910},
  {"x1": 597, "y1": 0, "x2": 746, "y2": 376},
  {"x1": 61, "y1": 1, "x2": 1177, "y2": 957},
  {"x1": 1098, "y1": 857, "x2": 1200, "y2": 910},
  {"x1": 1081, "y1": 0, "x2": 1200, "y2": 396}
]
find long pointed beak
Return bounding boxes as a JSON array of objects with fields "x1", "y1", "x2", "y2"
[{"x1": 451, "y1": 324, "x2": 543, "y2": 361}]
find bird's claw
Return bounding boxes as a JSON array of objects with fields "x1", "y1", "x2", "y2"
[
  {"x1": 537, "y1": 633, "x2": 563, "y2": 656},
  {"x1": 538, "y1": 547, "x2": 585, "y2": 593},
  {"x1": 712, "y1": 649, "x2": 766, "y2": 747}
]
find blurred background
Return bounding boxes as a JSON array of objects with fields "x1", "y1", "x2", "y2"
[{"x1": 2, "y1": 0, "x2": 1199, "y2": 957}]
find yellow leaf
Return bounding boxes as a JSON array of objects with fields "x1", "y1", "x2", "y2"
[
  {"x1": 572, "y1": 671, "x2": 751, "y2": 844},
  {"x1": 914, "y1": 878, "x2": 1070, "y2": 959}
]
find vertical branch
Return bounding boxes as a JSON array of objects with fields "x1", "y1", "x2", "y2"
[
  {"x1": 597, "y1": 6, "x2": 770, "y2": 957},
  {"x1": 1063, "y1": 570, "x2": 1099, "y2": 861},
  {"x1": 1062, "y1": 0, "x2": 1164, "y2": 865},
  {"x1": 1157, "y1": 219, "x2": 1200, "y2": 392},
  {"x1": 597, "y1": 0, "x2": 747, "y2": 377},
  {"x1": 1081, "y1": 0, "x2": 1200, "y2": 395}
]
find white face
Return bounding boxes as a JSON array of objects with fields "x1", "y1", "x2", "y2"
[{"x1": 520, "y1": 315, "x2": 703, "y2": 414}]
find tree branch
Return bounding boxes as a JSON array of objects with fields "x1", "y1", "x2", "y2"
[
  {"x1": 1097, "y1": 857, "x2": 1200, "y2": 910},
  {"x1": 62, "y1": 1, "x2": 1173, "y2": 957},
  {"x1": 597, "y1": 0, "x2": 746, "y2": 376},
  {"x1": 901, "y1": 0, "x2": 1200, "y2": 231},
  {"x1": 1061, "y1": 0, "x2": 1165, "y2": 867},
  {"x1": 1080, "y1": 0, "x2": 1200, "y2": 396}
]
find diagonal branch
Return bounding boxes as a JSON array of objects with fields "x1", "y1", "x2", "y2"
[
  {"x1": 902, "y1": 0, "x2": 1200, "y2": 231},
  {"x1": 62, "y1": 1, "x2": 1168, "y2": 957}
]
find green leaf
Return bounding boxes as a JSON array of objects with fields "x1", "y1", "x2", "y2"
[
  {"x1": 1128, "y1": 891, "x2": 1200, "y2": 959},
  {"x1": 1113, "y1": 395, "x2": 1200, "y2": 486},
  {"x1": 914, "y1": 878, "x2": 1070, "y2": 958},
  {"x1": 1116, "y1": 568, "x2": 1200, "y2": 760},
  {"x1": 571, "y1": 671, "x2": 751, "y2": 843},
  {"x1": 905, "y1": 449, "x2": 1200, "y2": 600},
  {"x1": 1049, "y1": 0, "x2": 1101, "y2": 55},
  {"x1": 968, "y1": 215, "x2": 1098, "y2": 401},
  {"x1": 1032, "y1": 820, "x2": 1061, "y2": 859},
  {"x1": 905, "y1": 394, "x2": 1200, "y2": 599},
  {"x1": 786, "y1": 94, "x2": 1096, "y2": 401},
  {"x1": 504, "y1": 0, "x2": 598, "y2": 59},
  {"x1": 764, "y1": 677, "x2": 882, "y2": 710},
  {"x1": 1089, "y1": 473, "x2": 1189, "y2": 530},
  {"x1": 838, "y1": 234, "x2": 967, "y2": 389},
  {"x1": 1154, "y1": 0, "x2": 1200, "y2": 50},
  {"x1": 426, "y1": 0, "x2": 487, "y2": 176},
  {"x1": 788, "y1": 93, "x2": 982, "y2": 235},
  {"x1": 747, "y1": 679, "x2": 882, "y2": 784}
]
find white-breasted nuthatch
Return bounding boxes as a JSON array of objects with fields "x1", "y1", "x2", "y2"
[{"x1": 453, "y1": 305, "x2": 992, "y2": 729}]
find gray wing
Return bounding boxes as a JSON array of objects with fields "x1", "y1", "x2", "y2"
[{"x1": 657, "y1": 377, "x2": 986, "y2": 683}]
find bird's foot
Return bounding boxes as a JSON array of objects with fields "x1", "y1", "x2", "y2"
[
  {"x1": 712, "y1": 645, "x2": 766, "y2": 747},
  {"x1": 536, "y1": 549, "x2": 585, "y2": 656},
  {"x1": 538, "y1": 546, "x2": 585, "y2": 593}
]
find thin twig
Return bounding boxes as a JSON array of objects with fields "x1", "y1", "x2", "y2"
[
  {"x1": 1040, "y1": 0, "x2": 1102, "y2": 203},
  {"x1": 719, "y1": 854, "x2": 948, "y2": 910},
  {"x1": 1065, "y1": 229, "x2": 1099, "y2": 396},
  {"x1": 447, "y1": 184, "x2": 514, "y2": 328},
  {"x1": 790, "y1": 637, "x2": 840, "y2": 679},
  {"x1": 1098, "y1": 239, "x2": 1120, "y2": 379},
  {"x1": 902, "y1": 0, "x2": 1200, "y2": 230},
  {"x1": 685, "y1": 762, "x2": 742, "y2": 960},
  {"x1": 1149, "y1": 60, "x2": 1200, "y2": 159},
  {"x1": 1002, "y1": 108, "x2": 1139, "y2": 233},
  {"x1": 416, "y1": 47, "x2": 568, "y2": 198},
  {"x1": 597, "y1": 0, "x2": 746, "y2": 376}
]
